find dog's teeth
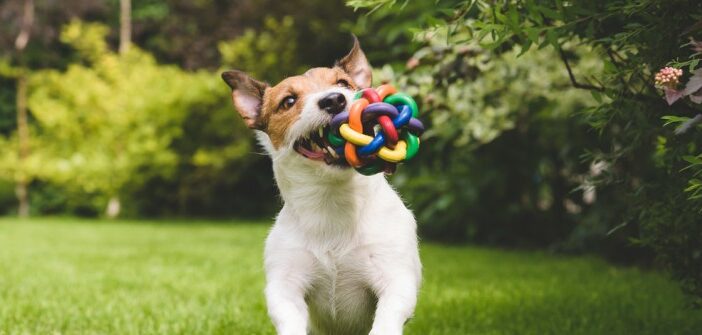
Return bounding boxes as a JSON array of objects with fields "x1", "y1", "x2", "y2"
[
  {"x1": 318, "y1": 127, "x2": 324, "y2": 138},
  {"x1": 327, "y1": 146, "x2": 339, "y2": 159}
]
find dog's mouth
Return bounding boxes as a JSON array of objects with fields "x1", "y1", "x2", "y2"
[{"x1": 293, "y1": 125, "x2": 347, "y2": 166}]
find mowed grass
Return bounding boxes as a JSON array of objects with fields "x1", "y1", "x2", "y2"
[{"x1": 0, "y1": 218, "x2": 700, "y2": 335}]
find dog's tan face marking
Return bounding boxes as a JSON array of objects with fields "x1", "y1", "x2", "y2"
[{"x1": 261, "y1": 68, "x2": 356, "y2": 148}]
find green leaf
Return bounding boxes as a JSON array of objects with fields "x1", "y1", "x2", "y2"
[
  {"x1": 518, "y1": 38, "x2": 533, "y2": 56},
  {"x1": 590, "y1": 90, "x2": 603, "y2": 103},
  {"x1": 525, "y1": 27, "x2": 541, "y2": 43},
  {"x1": 662, "y1": 115, "x2": 691, "y2": 126},
  {"x1": 682, "y1": 155, "x2": 702, "y2": 165},
  {"x1": 545, "y1": 29, "x2": 559, "y2": 49},
  {"x1": 538, "y1": 6, "x2": 563, "y2": 20}
]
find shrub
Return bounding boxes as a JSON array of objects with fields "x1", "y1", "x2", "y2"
[{"x1": 350, "y1": 0, "x2": 702, "y2": 303}]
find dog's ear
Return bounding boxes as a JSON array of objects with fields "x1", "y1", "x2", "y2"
[
  {"x1": 336, "y1": 35, "x2": 372, "y2": 89},
  {"x1": 221, "y1": 70, "x2": 269, "y2": 129}
]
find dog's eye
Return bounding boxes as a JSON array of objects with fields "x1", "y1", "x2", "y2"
[
  {"x1": 280, "y1": 96, "x2": 296, "y2": 109},
  {"x1": 336, "y1": 79, "x2": 350, "y2": 88}
]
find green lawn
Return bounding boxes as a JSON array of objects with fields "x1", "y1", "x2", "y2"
[{"x1": 0, "y1": 218, "x2": 700, "y2": 335}]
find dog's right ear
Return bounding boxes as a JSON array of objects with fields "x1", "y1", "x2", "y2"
[{"x1": 221, "y1": 70, "x2": 269, "y2": 130}]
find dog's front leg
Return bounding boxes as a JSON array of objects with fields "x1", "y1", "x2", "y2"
[
  {"x1": 368, "y1": 267, "x2": 419, "y2": 335},
  {"x1": 264, "y1": 247, "x2": 315, "y2": 335},
  {"x1": 265, "y1": 279, "x2": 308, "y2": 335}
]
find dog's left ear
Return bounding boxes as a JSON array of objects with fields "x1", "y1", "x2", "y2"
[{"x1": 336, "y1": 35, "x2": 372, "y2": 89}]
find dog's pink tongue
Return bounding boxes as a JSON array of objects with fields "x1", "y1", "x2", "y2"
[{"x1": 298, "y1": 146, "x2": 325, "y2": 160}]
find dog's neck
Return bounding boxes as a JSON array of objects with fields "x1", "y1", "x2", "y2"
[{"x1": 271, "y1": 151, "x2": 383, "y2": 248}]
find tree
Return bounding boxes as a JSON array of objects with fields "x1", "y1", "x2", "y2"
[
  {"x1": 1, "y1": 0, "x2": 109, "y2": 216},
  {"x1": 104, "y1": 0, "x2": 132, "y2": 218},
  {"x1": 13, "y1": 0, "x2": 34, "y2": 218}
]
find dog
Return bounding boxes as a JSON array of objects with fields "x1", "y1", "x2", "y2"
[{"x1": 222, "y1": 36, "x2": 421, "y2": 335}]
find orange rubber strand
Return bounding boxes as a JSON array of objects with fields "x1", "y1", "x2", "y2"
[
  {"x1": 345, "y1": 142, "x2": 362, "y2": 167},
  {"x1": 376, "y1": 84, "x2": 397, "y2": 101},
  {"x1": 345, "y1": 98, "x2": 368, "y2": 167},
  {"x1": 349, "y1": 98, "x2": 367, "y2": 133}
]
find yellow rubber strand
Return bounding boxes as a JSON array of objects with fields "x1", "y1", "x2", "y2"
[{"x1": 339, "y1": 124, "x2": 408, "y2": 163}]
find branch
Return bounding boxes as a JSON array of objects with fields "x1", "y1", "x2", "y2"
[
  {"x1": 605, "y1": 49, "x2": 629, "y2": 87},
  {"x1": 559, "y1": 48, "x2": 605, "y2": 92},
  {"x1": 606, "y1": 48, "x2": 656, "y2": 95}
]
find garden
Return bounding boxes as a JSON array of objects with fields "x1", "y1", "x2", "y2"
[{"x1": 1, "y1": 0, "x2": 701, "y2": 333}]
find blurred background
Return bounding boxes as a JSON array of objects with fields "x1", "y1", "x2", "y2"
[{"x1": 1, "y1": 0, "x2": 702, "y2": 324}]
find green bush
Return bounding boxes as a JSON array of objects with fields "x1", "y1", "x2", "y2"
[
  {"x1": 0, "y1": 179, "x2": 16, "y2": 215},
  {"x1": 375, "y1": 39, "x2": 599, "y2": 246},
  {"x1": 350, "y1": 0, "x2": 702, "y2": 304}
]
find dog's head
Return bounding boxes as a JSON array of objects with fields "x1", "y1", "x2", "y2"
[{"x1": 221, "y1": 36, "x2": 371, "y2": 170}]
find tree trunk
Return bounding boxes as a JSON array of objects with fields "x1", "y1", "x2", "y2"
[
  {"x1": 15, "y1": 75, "x2": 30, "y2": 217},
  {"x1": 119, "y1": 0, "x2": 131, "y2": 54},
  {"x1": 104, "y1": 0, "x2": 131, "y2": 219},
  {"x1": 14, "y1": 0, "x2": 34, "y2": 51},
  {"x1": 14, "y1": 0, "x2": 34, "y2": 218},
  {"x1": 106, "y1": 196, "x2": 121, "y2": 219}
]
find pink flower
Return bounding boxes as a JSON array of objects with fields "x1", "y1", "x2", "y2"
[
  {"x1": 662, "y1": 68, "x2": 702, "y2": 106},
  {"x1": 655, "y1": 67, "x2": 683, "y2": 88},
  {"x1": 690, "y1": 37, "x2": 702, "y2": 53}
]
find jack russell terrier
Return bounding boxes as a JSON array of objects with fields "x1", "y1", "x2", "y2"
[{"x1": 222, "y1": 36, "x2": 421, "y2": 335}]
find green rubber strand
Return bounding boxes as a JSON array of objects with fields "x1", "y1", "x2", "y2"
[
  {"x1": 356, "y1": 161, "x2": 383, "y2": 175},
  {"x1": 327, "y1": 132, "x2": 346, "y2": 147},
  {"x1": 404, "y1": 132, "x2": 420, "y2": 160},
  {"x1": 384, "y1": 93, "x2": 419, "y2": 118}
]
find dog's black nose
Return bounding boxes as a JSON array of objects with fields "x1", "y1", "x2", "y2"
[{"x1": 318, "y1": 93, "x2": 346, "y2": 115}]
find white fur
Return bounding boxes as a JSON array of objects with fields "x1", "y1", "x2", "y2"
[{"x1": 256, "y1": 90, "x2": 422, "y2": 335}]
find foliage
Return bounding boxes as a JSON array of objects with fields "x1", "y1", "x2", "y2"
[
  {"x1": 0, "y1": 179, "x2": 15, "y2": 215},
  {"x1": 637, "y1": 187, "x2": 702, "y2": 307},
  {"x1": 218, "y1": 16, "x2": 301, "y2": 83},
  {"x1": 0, "y1": 20, "x2": 275, "y2": 217},
  {"x1": 373, "y1": 28, "x2": 600, "y2": 246},
  {"x1": 6, "y1": 22, "x2": 284, "y2": 216},
  {"x1": 0, "y1": 0, "x2": 361, "y2": 217},
  {"x1": 2, "y1": 218, "x2": 701, "y2": 334},
  {"x1": 135, "y1": 0, "x2": 358, "y2": 70},
  {"x1": 21, "y1": 21, "x2": 207, "y2": 201},
  {"x1": 661, "y1": 51, "x2": 702, "y2": 199},
  {"x1": 653, "y1": 45, "x2": 702, "y2": 305},
  {"x1": 0, "y1": 77, "x2": 16, "y2": 135},
  {"x1": 350, "y1": 0, "x2": 702, "y2": 302}
]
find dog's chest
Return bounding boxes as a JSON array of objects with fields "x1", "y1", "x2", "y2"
[{"x1": 305, "y1": 247, "x2": 376, "y2": 334}]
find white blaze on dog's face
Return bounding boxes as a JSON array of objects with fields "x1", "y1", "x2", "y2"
[{"x1": 221, "y1": 36, "x2": 372, "y2": 167}]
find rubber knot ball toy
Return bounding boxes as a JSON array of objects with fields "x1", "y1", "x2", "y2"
[{"x1": 327, "y1": 84, "x2": 424, "y2": 175}]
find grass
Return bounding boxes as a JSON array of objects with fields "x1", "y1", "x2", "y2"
[{"x1": 0, "y1": 218, "x2": 700, "y2": 335}]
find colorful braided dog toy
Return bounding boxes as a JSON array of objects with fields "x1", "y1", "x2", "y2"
[{"x1": 327, "y1": 84, "x2": 424, "y2": 175}]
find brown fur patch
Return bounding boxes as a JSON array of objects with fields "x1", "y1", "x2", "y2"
[{"x1": 259, "y1": 67, "x2": 357, "y2": 148}]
